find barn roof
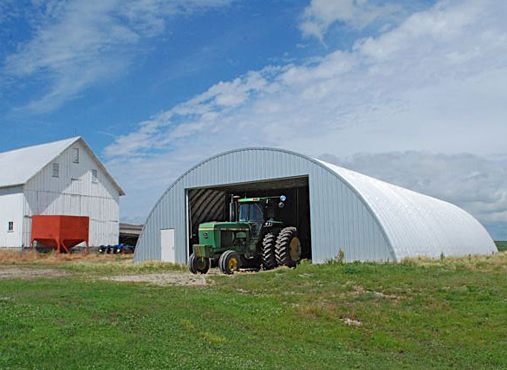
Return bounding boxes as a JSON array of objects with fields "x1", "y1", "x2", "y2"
[{"x1": 0, "y1": 137, "x2": 125, "y2": 195}]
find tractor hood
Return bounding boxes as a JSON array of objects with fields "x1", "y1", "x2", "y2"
[{"x1": 199, "y1": 221, "x2": 250, "y2": 230}]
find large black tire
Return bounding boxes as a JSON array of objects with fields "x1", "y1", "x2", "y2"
[
  {"x1": 188, "y1": 253, "x2": 210, "y2": 275},
  {"x1": 275, "y1": 227, "x2": 302, "y2": 268},
  {"x1": 261, "y1": 232, "x2": 278, "y2": 270},
  {"x1": 218, "y1": 250, "x2": 241, "y2": 275}
]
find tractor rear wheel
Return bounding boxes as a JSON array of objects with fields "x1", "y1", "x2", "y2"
[
  {"x1": 188, "y1": 253, "x2": 210, "y2": 275},
  {"x1": 275, "y1": 227, "x2": 302, "y2": 268},
  {"x1": 219, "y1": 250, "x2": 241, "y2": 275},
  {"x1": 261, "y1": 232, "x2": 278, "y2": 270}
]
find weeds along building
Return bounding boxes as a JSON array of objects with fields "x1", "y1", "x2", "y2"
[
  {"x1": 135, "y1": 148, "x2": 497, "y2": 264},
  {"x1": 0, "y1": 137, "x2": 125, "y2": 248}
]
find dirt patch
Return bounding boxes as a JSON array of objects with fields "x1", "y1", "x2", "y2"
[
  {"x1": 103, "y1": 272, "x2": 208, "y2": 286},
  {"x1": 0, "y1": 266, "x2": 68, "y2": 280},
  {"x1": 104, "y1": 267, "x2": 270, "y2": 287}
]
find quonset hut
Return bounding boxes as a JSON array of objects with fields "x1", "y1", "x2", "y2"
[{"x1": 134, "y1": 148, "x2": 496, "y2": 264}]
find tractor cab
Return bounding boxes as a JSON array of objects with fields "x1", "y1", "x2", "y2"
[{"x1": 237, "y1": 198, "x2": 272, "y2": 237}]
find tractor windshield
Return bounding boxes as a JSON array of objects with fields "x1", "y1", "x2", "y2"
[{"x1": 238, "y1": 203, "x2": 264, "y2": 222}]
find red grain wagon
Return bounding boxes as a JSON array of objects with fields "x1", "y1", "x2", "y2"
[{"x1": 31, "y1": 215, "x2": 89, "y2": 253}]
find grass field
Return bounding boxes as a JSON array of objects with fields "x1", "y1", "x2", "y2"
[
  {"x1": 1, "y1": 252, "x2": 507, "y2": 369},
  {"x1": 496, "y1": 241, "x2": 507, "y2": 251}
]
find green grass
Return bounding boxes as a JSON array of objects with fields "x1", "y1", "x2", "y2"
[
  {"x1": 1, "y1": 254, "x2": 507, "y2": 369},
  {"x1": 495, "y1": 241, "x2": 507, "y2": 251}
]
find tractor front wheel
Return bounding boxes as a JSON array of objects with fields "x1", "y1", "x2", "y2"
[
  {"x1": 219, "y1": 250, "x2": 241, "y2": 275},
  {"x1": 261, "y1": 232, "x2": 278, "y2": 270},
  {"x1": 275, "y1": 227, "x2": 302, "y2": 268},
  {"x1": 188, "y1": 253, "x2": 210, "y2": 275}
]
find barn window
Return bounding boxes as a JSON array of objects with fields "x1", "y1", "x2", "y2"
[
  {"x1": 92, "y1": 169, "x2": 98, "y2": 183},
  {"x1": 7, "y1": 222, "x2": 13, "y2": 232},
  {"x1": 73, "y1": 148, "x2": 80, "y2": 163},
  {"x1": 52, "y1": 163, "x2": 60, "y2": 178}
]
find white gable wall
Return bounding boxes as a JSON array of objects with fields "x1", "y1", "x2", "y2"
[
  {"x1": 22, "y1": 140, "x2": 120, "y2": 247},
  {"x1": 0, "y1": 186, "x2": 24, "y2": 248}
]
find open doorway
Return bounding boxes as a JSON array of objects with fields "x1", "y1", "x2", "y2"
[{"x1": 186, "y1": 176, "x2": 312, "y2": 261}]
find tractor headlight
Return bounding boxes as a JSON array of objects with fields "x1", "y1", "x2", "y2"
[
  {"x1": 278, "y1": 202, "x2": 285, "y2": 209},
  {"x1": 280, "y1": 195, "x2": 286, "y2": 202}
]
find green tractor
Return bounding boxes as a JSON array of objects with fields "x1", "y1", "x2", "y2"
[{"x1": 188, "y1": 195, "x2": 302, "y2": 275}]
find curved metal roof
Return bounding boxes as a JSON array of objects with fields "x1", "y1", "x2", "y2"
[
  {"x1": 135, "y1": 147, "x2": 497, "y2": 263},
  {"x1": 317, "y1": 160, "x2": 497, "y2": 259}
]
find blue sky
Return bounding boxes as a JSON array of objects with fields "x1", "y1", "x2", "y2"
[{"x1": 1, "y1": 0, "x2": 506, "y2": 239}]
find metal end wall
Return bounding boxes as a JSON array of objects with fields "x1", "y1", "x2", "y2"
[{"x1": 135, "y1": 148, "x2": 496, "y2": 264}]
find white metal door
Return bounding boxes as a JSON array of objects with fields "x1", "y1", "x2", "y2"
[{"x1": 160, "y1": 229, "x2": 175, "y2": 262}]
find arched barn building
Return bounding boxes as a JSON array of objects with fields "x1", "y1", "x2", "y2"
[{"x1": 134, "y1": 148, "x2": 496, "y2": 264}]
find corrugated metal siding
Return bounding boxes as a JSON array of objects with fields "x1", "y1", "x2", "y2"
[
  {"x1": 319, "y1": 161, "x2": 497, "y2": 259},
  {"x1": 135, "y1": 148, "x2": 394, "y2": 264},
  {"x1": 23, "y1": 141, "x2": 120, "y2": 247},
  {"x1": 136, "y1": 148, "x2": 496, "y2": 264}
]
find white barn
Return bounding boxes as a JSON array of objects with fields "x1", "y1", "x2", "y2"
[{"x1": 0, "y1": 137, "x2": 125, "y2": 248}]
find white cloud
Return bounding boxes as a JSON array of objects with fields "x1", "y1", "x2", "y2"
[
  {"x1": 104, "y1": 67, "x2": 280, "y2": 157},
  {"x1": 300, "y1": 0, "x2": 405, "y2": 41},
  {"x1": 1, "y1": 0, "x2": 237, "y2": 113},
  {"x1": 106, "y1": 0, "x2": 507, "y2": 238}
]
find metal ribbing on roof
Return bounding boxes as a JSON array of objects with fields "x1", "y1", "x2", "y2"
[{"x1": 135, "y1": 147, "x2": 496, "y2": 264}]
